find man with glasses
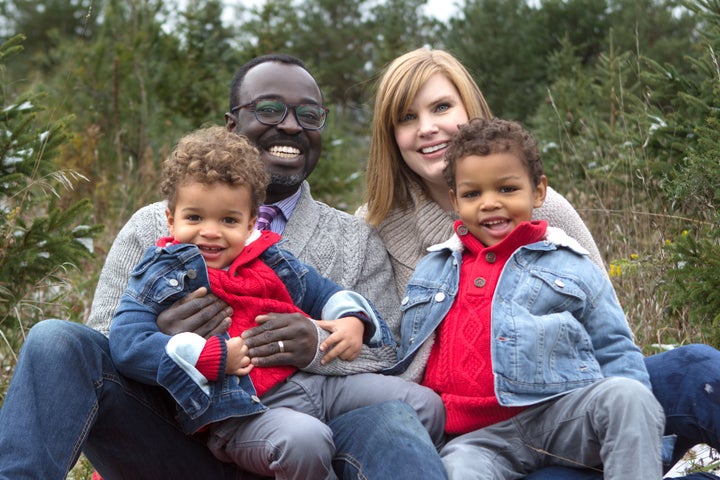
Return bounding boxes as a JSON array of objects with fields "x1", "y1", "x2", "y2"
[{"x1": 0, "y1": 54, "x2": 446, "y2": 480}]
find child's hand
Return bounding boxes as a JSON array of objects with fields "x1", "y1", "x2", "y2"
[
  {"x1": 315, "y1": 316, "x2": 364, "y2": 364},
  {"x1": 226, "y1": 336, "x2": 253, "y2": 376}
]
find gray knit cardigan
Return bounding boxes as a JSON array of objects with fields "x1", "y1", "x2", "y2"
[{"x1": 87, "y1": 182, "x2": 399, "y2": 374}]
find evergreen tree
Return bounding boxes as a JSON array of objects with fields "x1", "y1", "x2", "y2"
[
  {"x1": 646, "y1": 0, "x2": 720, "y2": 344},
  {"x1": 234, "y1": 0, "x2": 301, "y2": 58},
  {"x1": 0, "y1": 35, "x2": 102, "y2": 349},
  {"x1": 446, "y1": 0, "x2": 548, "y2": 120},
  {"x1": 367, "y1": 0, "x2": 438, "y2": 81},
  {"x1": 0, "y1": 0, "x2": 99, "y2": 81},
  {"x1": 160, "y1": 0, "x2": 241, "y2": 127},
  {"x1": 39, "y1": 0, "x2": 190, "y2": 228},
  {"x1": 445, "y1": 0, "x2": 698, "y2": 122}
]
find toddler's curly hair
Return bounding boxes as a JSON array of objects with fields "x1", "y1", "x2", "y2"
[
  {"x1": 443, "y1": 117, "x2": 543, "y2": 191},
  {"x1": 161, "y1": 126, "x2": 268, "y2": 215}
]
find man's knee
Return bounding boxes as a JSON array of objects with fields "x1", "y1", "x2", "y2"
[
  {"x1": 331, "y1": 401, "x2": 448, "y2": 480},
  {"x1": 24, "y1": 320, "x2": 85, "y2": 360},
  {"x1": 403, "y1": 384, "x2": 446, "y2": 446}
]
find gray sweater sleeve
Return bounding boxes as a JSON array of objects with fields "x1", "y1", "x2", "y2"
[
  {"x1": 301, "y1": 222, "x2": 401, "y2": 374},
  {"x1": 86, "y1": 202, "x2": 169, "y2": 335},
  {"x1": 280, "y1": 185, "x2": 401, "y2": 374},
  {"x1": 534, "y1": 187, "x2": 605, "y2": 270}
]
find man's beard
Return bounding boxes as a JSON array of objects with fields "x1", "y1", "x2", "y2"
[{"x1": 267, "y1": 172, "x2": 305, "y2": 197}]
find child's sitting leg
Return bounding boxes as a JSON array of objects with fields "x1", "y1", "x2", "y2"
[
  {"x1": 207, "y1": 407, "x2": 337, "y2": 480},
  {"x1": 440, "y1": 376, "x2": 664, "y2": 479},
  {"x1": 261, "y1": 372, "x2": 446, "y2": 448}
]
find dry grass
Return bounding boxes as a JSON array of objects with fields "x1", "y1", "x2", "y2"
[{"x1": 561, "y1": 175, "x2": 708, "y2": 353}]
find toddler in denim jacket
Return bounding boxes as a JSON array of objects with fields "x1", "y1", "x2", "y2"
[
  {"x1": 109, "y1": 126, "x2": 444, "y2": 480},
  {"x1": 391, "y1": 117, "x2": 664, "y2": 479}
]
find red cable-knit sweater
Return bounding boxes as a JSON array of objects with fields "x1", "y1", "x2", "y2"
[
  {"x1": 422, "y1": 220, "x2": 547, "y2": 435},
  {"x1": 158, "y1": 232, "x2": 300, "y2": 397}
]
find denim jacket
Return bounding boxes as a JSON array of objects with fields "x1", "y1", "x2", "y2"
[
  {"x1": 385, "y1": 227, "x2": 651, "y2": 407},
  {"x1": 110, "y1": 238, "x2": 394, "y2": 434}
]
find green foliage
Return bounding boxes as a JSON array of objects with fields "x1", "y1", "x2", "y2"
[
  {"x1": 0, "y1": 35, "x2": 103, "y2": 344},
  {"x1": 656, "y1": 63, "x2": 720, "y2": 346},
  {"x1": 0, "y1": 0, "x2": 99, "y2": 80},
  {"x1": 22, "y1": 0, "x2": 246, "y2": 240},
  {"x1": 664, "y1": 231, "x2": 720, "y2": 345},
  {"x1": 161, "y1": 0, "x2": 241, "y2": 127},
  {"x1": 445, "y1": 0, "x2": 698, "y2": 122},
  {"x1": 234, "y1": 0, "x2": 301, "y2": 57},
  {"x1": 530, "y1": 39, "x2": 652, "y2": 198},
  {"x1": 622, "y1": 1, "x2": 720, "y2": 347},
  {"x1": 367, "y1": 0, "x2": 440, "y2": 80},
  {"x1": 237, "y1": 0, "x2": 437, "y2": 108},
  {"x1": 446, "y1": 0, "x2": 551, "y2": 120},
  {"x1": 525, "y1": 0, "x2": 720, "y2": 347}
]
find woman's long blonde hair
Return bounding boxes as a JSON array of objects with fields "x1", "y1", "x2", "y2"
[{"x1": 364, "y1": 48, "x2": 492, "y2": 226}]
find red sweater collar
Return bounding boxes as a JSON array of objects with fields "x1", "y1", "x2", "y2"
[
  {"x1": 453, "y1": 219, "x2": 548, "y2": 260},
  {"x1": 157, "y1": 231, "x2": 282, "y2": 274}
]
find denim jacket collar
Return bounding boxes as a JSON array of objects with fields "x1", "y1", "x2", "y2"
[{"x1": 426, "y1": 226, "x2": 590, "y2": 257}]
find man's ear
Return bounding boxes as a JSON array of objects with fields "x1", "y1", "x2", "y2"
[
  {"x1": 534, "y1": 175, "x2": 548, "y2": 209},
  {"x1": 225, "y1": 112, "x2": 238, "y2": 132}
]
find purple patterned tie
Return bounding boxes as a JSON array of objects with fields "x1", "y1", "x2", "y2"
[{"x1": 255, "y1": 204, "x2": 281, "y2": 231}]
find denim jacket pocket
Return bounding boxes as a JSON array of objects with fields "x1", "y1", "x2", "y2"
[
  {"x1": 146, "y1": 269, "x2": 198, "y2": 305},
  {"x1": 525, "y1": 269, "x2": 587, "y2": 314}
]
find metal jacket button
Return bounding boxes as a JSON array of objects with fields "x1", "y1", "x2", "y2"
[
  {"x1": 474, "y1": 277, "x2": 486, "y2": 287},
  {"x1": 457, "y1": 224, "x2": 469, "y2": 235},
  {"x1": 485, "y1": 252, "x2": 496, "y2": 263}
]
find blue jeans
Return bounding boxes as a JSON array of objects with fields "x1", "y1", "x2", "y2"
[
  {"x1": 330, "y1": 401, "x2": 447, "y2": 479},
  {"x1": 0, "y1": 320, "x2": 445, "y2": 480},
  {"x1": 526, "y1": 344, "x2": 720, "y2": 480}
]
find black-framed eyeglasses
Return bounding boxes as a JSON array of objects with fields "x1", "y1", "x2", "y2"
[{"x1": 230, "y1": 99, "x2": 329, "y2": 130}]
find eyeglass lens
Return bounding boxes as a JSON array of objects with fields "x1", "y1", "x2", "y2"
[{"x1": 254, "y1": 100, "x2": 326, "y2": 129}]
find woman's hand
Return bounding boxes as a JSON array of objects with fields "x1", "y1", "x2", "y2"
[
  {"x1": 242, "y1": 313, "x2": 319, "y2": 369},
  {"x1": 157, "y1": 287, "x2": 232, "y2": 338}
]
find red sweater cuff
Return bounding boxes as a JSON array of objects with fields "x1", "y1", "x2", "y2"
[{"x1": 196, "y1": 335, "x2": 224, "y2": 381}]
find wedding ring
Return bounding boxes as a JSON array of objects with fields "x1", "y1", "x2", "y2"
[{"x1": 277, "y1": 340, "x2": 285, "y2": 353}]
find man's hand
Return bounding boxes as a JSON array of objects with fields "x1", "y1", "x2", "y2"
[
  {"x1": 157, "y1": 287, "x2": 232, "y2": 339},
  {"x1": 242, "y1": 313, "x2": 318, "y2": 369},
  {"x1": 315, "y1": 317, "x2": 364, "y2": 364}
]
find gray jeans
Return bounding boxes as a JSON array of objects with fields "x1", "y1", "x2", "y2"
[
  {"x1": 440, "y1": 377, "x2": 665, "y2": 479},
  {"x1": 207, "y1": 372, "x2": 445, "y2": 480}
]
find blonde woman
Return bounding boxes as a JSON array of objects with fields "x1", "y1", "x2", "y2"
[{"x1": 362, "y1": 47, "x2": 720, "y2": 479}]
